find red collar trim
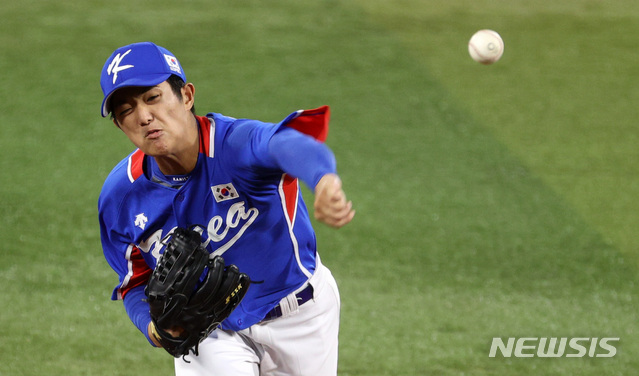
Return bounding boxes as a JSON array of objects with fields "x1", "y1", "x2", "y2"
[
  {"x1": 127, "y1": 149, "x2": 145, "y2": 183},
  {"x1": 196, "y1": 115, "x2": 212, "y2": 156}
]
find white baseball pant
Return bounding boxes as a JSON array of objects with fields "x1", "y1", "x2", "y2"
[{"x1": 174, "y1": 262, "x2": 341, "y2": 376}]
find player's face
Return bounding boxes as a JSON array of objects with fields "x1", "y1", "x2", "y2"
[{"x1": 110, "y1": 81, "x2": 196, "y2": 159}]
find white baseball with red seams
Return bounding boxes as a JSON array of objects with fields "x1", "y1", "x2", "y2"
[{"x1": 468, "y1": 29, "x2": 504, "y2": 65}]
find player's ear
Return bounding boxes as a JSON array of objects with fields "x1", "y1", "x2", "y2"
[{"x1": 182, "y1": 83, "x2": 195, "y2": 111}]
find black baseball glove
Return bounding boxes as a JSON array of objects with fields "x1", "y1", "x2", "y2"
[{"x1": 145, "y1": 227, "x2": 251, "y2": 358}]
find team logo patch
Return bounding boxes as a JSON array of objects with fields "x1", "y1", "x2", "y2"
[
  {"x1": 134, "y1": 213, "x2": 148, "y2": 230},
  {"x1": 164, "y1": 54, "x2": 182, "y2": 74},
  {"x1": 212, "y1": 183, "x2": 239, "y2": 203}
]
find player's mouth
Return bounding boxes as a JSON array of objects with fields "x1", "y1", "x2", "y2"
[{"x1": 146, "y1": 129, "x2": 163, "y2": 139}]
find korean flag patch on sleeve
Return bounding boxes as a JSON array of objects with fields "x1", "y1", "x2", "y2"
[{"x1": 212, "y1": 183, "x2": 239, "y2": 202}]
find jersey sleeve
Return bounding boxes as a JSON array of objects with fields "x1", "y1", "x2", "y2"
[
  {"x1": 222, "y1": 106, "x2": 337, "y2": 189},
  {"x1": 98, "y1": 165, "x2": 156, "y2": 346},
  {"x1": 123, "y1": 285, "x2": 156, "y2": 346},
  {"x1": 98, "y1": 163, "x2": 153, "y2": 301},
  {"x1": 267, "y1": 127, "x2": 336, "y2": 189}
]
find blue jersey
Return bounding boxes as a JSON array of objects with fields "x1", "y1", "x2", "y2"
[{"x1": 99, "y1": 106, "x2": 333, "y2": 332}]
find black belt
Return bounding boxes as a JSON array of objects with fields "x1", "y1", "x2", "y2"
[{"x1": 263, "y1": 284, "x2": 314, "y2": 321}]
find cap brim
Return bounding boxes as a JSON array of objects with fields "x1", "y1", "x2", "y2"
[{"x1": 101, "y1": 73, "x2": 172, "y2": 117}]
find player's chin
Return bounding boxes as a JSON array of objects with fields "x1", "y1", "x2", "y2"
[{"x1": 141, "y1": 141, "x2": 170, "y2": 156}]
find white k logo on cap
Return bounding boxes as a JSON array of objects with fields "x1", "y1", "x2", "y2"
[{"x1": 107, "y1": 49, "x2": 134, "y2": 84}]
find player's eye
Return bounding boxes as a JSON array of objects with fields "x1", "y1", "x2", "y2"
[
  {"x1": 117, "y1": 107, "x2": 132, "y2": 117},
  {"x1": 147, "y1": 94, "x2": 160, "y2": 102}
]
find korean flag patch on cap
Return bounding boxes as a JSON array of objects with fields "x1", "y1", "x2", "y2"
[{"x1": 164, "y1": 54, "x2": 182, "y2": 74}]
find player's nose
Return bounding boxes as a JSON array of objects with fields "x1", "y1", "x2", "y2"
[{"x1": 137, "y1": 105, "x2": 154, "y2": 126}]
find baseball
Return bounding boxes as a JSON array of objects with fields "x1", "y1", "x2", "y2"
[{"x1": 468, "y1": 29, "x2": 504, "y2": 65}]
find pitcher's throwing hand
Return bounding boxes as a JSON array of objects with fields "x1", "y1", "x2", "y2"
[{"x1": 314, "y1": 173, "x2": 355, "y2": 228}]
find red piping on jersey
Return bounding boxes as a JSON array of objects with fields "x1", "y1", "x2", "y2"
[
  {"x1": 196, "y1": 115, "x2": 212, "y2": 156},
  {"x1": 278, "y1": 105, "x2": 330, "y2": 224},
  {"x1": 285, "y1": 105, "x2": 330, "y2": 142},
  {"x1": 117, "y1": 245, "x2": 152, "y2": 300},
  {"x1": 281, "y1": 174, "x2": 299, "y2": 225},
  {"x1": 127, "y1": 149, "x2": 145, "y2": 183}
]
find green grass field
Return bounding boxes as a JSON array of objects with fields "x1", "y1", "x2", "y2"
[{"x1": 1, "y1": 1, "x2": 638, "y2": 375}]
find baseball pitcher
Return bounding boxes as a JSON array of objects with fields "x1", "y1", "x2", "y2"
[{"x1": 98, "y1": 42, "x2": 354, "y2": 375}]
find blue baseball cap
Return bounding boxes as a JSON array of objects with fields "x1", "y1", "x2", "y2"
[{"x1": 100, "y1": 42, "x2": 187, "y2": 117}]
